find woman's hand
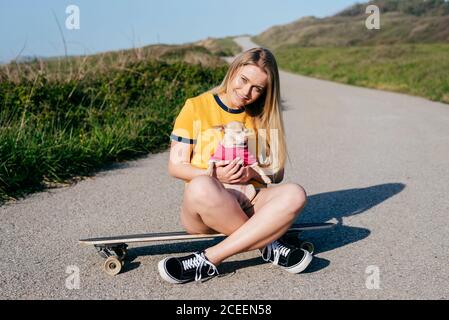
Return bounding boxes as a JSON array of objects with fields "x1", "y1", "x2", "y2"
[
  {"x1": 229, "y1": 165, "x2": 255, "y2": 184},
  {"x1": 214, "y1": 157, "x2": 254, "y2": 184}
]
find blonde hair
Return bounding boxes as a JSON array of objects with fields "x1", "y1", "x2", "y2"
[{"x1": 207, "y1": 47, "x2": 289, "y2": 173}]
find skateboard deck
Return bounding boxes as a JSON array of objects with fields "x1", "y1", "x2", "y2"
[
  {"x1": 79, "y1": 222, "x2": 336, "y2": 276},
  {"x1": 79, "y1": 222, "x2": 335, "y2": 246}
]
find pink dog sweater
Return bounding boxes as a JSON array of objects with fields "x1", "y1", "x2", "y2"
[{"x1": 210, "y1": 143, "x2": 257, "y2": 166}]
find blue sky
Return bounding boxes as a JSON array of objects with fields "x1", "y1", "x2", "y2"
[{"x1": 0, "y1": 0, "x2": 359, "y2": 63}]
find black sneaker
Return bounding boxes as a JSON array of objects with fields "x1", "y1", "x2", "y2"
[
  {"x1": 158, "y1": 251, "x2": 219, "y2": 284},
  {"x1": 260, "y1": 238, "x2": 312, "y2": 273}
]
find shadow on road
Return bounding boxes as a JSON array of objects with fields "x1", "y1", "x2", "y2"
[
  {"x1": 297, "y1": 182, "x2": 406, "y2": 254},
  {"x1": 121, "y1": 182, "x2": 405, "y2": 275}
]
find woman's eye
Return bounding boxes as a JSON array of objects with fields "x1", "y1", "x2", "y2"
[{"x1": 241, "y1": 77, "x2": 247, "y2": 83}]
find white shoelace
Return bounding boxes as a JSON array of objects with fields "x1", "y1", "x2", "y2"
[
  {"x1": 262, "y1": 240, "x2": 291, "y2": 265},
  {"x1": 182, "y1": 252, "x2": 219, "y2": 282}
]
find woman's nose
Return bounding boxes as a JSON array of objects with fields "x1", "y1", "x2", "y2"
[{"x1": 242, "y1": 85, "x2": 251, "y2": 98}]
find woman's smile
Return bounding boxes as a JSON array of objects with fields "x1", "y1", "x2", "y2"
[{"x1": 235, "y1": 91, "x2": 249, "y2": 103}]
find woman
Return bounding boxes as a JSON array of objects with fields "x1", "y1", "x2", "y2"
[{"x1": 159, "y1": 47, "x2": 311, "y2": 284}]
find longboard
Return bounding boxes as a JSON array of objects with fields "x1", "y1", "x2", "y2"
[{"x1": 79, "y1": 222, "x2": 336, "y2": 276}]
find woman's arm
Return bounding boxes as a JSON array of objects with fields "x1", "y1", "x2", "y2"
[
  {"x1": 168, "y1": 140, "x2": 208, "y2": 182},
  {"x1": 169, "y1": 161, "x2": 208, "y2": 182}
]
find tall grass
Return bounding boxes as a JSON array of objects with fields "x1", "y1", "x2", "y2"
[{"x1": 0, "y1": 59, "x2": 227, "y2": 202}]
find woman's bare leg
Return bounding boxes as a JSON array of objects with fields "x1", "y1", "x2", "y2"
[
  {"x1": 203, "y1": 184, "x2": 307, "y2": 265},
  {"x1": 180, "y1": 176, "x2": 250, "y2": 236},
  {"x1": 180, "y1": 176, "x2": 307, "y2": 266}
]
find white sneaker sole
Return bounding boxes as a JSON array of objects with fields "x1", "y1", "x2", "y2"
[
  {"x1": 158, "y1": 258, "x2": 185, "y2": 284},
  {"x1": 284, "y1": 249, "x2": 313, "y2": 274}
]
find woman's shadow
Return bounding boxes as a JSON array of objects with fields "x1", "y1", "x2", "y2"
[{"x1": 123, "y1": 183, "x2": 405, "y2": 275}]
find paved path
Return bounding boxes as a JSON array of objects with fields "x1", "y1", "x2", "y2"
[{"x1": 1, "y1": 37, "x2": 448, "y2": 299}]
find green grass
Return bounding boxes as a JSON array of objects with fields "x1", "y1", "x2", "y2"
[
  {"x1": 272, "y1": 43, "x2": 449, "y2": 104},
  {"x1": 0, "y1": 60, "x2": 227, "y2": 202}
]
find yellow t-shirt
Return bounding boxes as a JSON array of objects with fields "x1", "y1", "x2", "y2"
[{"x1": 170, "y1": 91, "x2": 267, "y2": 190}]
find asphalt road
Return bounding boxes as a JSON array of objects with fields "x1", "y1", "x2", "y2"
[{"x1": 1, "y1": 36, "x2": 448, "y2": 299}]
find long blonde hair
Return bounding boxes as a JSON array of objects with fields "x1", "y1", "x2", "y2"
[{"x1": 207, "y1": 47, "x2": 289, "y2": 173}]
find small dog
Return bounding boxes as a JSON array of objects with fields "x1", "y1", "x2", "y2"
[{"x1": 206, "y1": 121, "x2": 272, "y2": 207}]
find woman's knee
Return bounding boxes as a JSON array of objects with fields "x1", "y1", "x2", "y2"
[
  {"x1": 281, "y1": 183, "x2": 308, "y2": 214},
  {"x1": 185, "y1": 175, "x2": 225, "y2": 208}
]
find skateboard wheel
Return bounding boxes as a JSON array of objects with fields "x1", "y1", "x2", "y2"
[
  {"x1": 103, "y1": 256, "x2": 122, "y2": 276},
  {"x1": 300, "y1": 241, "x2": 314, "y2": 255}
]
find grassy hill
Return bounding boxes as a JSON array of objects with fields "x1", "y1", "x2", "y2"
[
  {"x1": 253, "y1": 0, "x2": 449, "y2": 48},
  {"x1": 337, "y1": 0, "x2": 449, "y2": 17},
  {"x1": 252, "y1": 0, "x2": 449, "y2": 104},
  {"x1": 1, "y1": 42, "x2": 228, "y2": 83},
  {"x1": 191, "y1": 36, "x2": 243, "y2": 57}
]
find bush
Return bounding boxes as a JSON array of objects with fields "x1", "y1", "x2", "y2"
[{"x1": 0, "y1": 60, "x2": 227, "y2": 202}]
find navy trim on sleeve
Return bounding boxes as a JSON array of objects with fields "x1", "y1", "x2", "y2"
[{"x1": 170, "y1": 134, "x2": 196, "y2": 144}]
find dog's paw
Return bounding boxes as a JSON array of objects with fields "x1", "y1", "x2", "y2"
[{"x1": 261, "y1": 175, "x2": 272, "y2": 184}]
